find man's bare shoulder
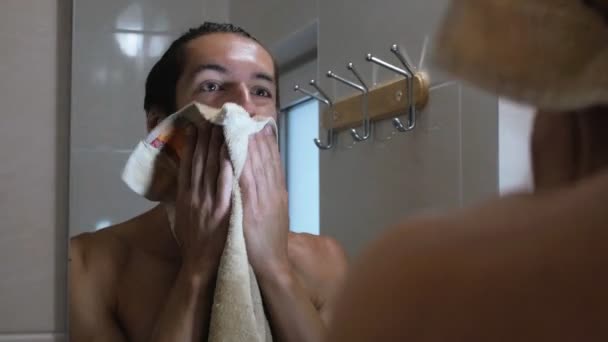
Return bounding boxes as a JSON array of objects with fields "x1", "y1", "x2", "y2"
[
  {"x1": 70, "y1": 216, "x2": 158, "y2": 342},
  {"x1": 70, "y1": 222, "x2": 134, "y2": 285},
  {"x1": 287, "y1": 232, "x2": 348, "y2": 300},
  {"x1": 70, "y1": 205, "x2": 170, "y2": 277},
  {"x1": 288, "y1": 232, "x2": 348, "y2": 275},
  {"x1": 286, "y1": 232, "x2": 348, "y2": 320},
  {"x1": 69, "y1": 220, "x2": 137, "y2": 339}
]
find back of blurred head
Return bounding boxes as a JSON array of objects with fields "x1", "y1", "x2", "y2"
[{"x1": 433, "y1": 0, "x2": 608, "y2": 190}]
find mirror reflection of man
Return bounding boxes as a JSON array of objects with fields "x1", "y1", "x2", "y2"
[{"x1": 70, "y1": 22, "x2": 348, "y2": 342}]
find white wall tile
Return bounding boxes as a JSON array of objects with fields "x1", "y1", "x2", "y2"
[
  {"x1": 70, "y1": 150, "x2": 154, "y2": 237},
  {"x1": 70, "y1": 0, "x2": 228, "y2": 238},
  {"x1": 230, "y1": 0, "x2": 317, "y2": 47},
  {"x1": 74, "y1": 0, "x2": 205, "y2": 34},
  {"x1": 71, "y1": 28, "x2": 162, "y2": 150}
]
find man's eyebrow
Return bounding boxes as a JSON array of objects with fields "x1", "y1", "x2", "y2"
[
  {"x1": 253, "y1": 72, "x2": 275, "y2": 84},
  {"x1": 190, "y1": 63, "x2": 228, "y2": 78}
]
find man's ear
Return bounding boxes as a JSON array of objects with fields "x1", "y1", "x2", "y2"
[{"x1": 146, "y1": 107, "x2": 167, "y2": 132}]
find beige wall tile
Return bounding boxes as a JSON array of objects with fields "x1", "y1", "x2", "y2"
[
  {"x1": 0, "y1": 0, "x2": 70, "y2": 334},
  {"x1": 0, "y1": 333, "x2": 65, "y2": 342}
]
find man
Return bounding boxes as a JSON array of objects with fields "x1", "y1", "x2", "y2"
[
  {"x1": 70, "y1": 22, "x2": 348, "y2": 342},
  {"x1": 327, "y1": 0, "x2": 608, "y2": 341}
]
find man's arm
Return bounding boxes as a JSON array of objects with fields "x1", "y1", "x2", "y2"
[
  {"x1": 241, "y1": 129, "x2": 349, "y2": 342},
  {"x1": 69, "y1": 235, "x2": 128, "y2": 342},
  {"x1": 147, "y1": 263, "x2": 216, "y2": 342},
  {"x1": 257, "y1": 266, "x2": 325, "y2": 341},
  {"x1": 70, "y1": 233, "x2": 219, "y2": 342}
]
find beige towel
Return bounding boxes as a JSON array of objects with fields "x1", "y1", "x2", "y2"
[
  {"x1": 122, "y1": 102, "x2": 275, "y2": 342},
  {"x1": 205, "y1": 103, "x2": 274, "y2": 342},
  {"x1": 433, "y1": 0, "x2": 608, "y2": 111}
]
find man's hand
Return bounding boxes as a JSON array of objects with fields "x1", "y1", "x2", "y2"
[
  {"x1": 174, "y1": 123, "x2": 233, "y2": 276},
  {"x1": 240, "y1": 125, "x2": 290, "y2": 276},
  {"x1": 239, "y1": 125, "x2": 339, "y2": 342},
  {"x1": 148, "y1": 123, "x2": 234, "y2": 342}
]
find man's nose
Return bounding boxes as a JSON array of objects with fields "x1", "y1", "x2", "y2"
[{"x1": 229, "y1": 84, "x2": 256, "y2": 117}]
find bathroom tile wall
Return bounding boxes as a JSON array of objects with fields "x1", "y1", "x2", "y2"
[{"x1": 0, "y1": 0, "x2": 71, "y2": 340}]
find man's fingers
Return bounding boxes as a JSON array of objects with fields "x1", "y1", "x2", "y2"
[
  {"x1": 262, "y1": 123, "x2": 276, "y2": 138},
  {"x1": 216, "y1": 143, "x2": 233, "y2": 213},
  {"x1": 240, "y1": 136, "x2": 258, "y2": 205},
  {"x1": 177, "y1": 124, "x2": 196, "y2": 195},
  {"x1": 192, "y1": 122, "x2": 212, "y2": 192},
  {"x1": 204, "y1": 126, "x2": 223, "y2": 200},
  {"x1": 260, "y1": 125, "x2": 283, "y2": 185},
  {"x1": 265, "y1": 125, "x2": 280, "y2": 162},
  {"x1": 252, "y1": 133, "x2": 268, "y2": 201}
]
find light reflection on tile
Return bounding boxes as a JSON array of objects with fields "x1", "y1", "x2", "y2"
[
  {"x1": 69, "y1": 150, "x2": 155, "y2": 237},
  {"x1": 74, "y1": 0, "x2": 204, "y2": 33}
]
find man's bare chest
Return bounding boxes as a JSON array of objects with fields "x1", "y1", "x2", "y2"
[
  {"x1": 115, "y1": 251, "x2": 179, "y2": 342},
  {"x1": 113, "y1": 244, "x2": 322, "y2": 342}
]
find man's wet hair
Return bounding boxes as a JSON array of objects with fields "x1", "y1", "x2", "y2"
[{"x1": 144, "y1": 22, "x2": 279, "y2": 115}]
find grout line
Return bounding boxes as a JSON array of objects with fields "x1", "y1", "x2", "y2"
[
  {"x1": 0, "y1": 333, "x2": 65, "y2": 339},
  {"x1": 71, "y1": 147, "x2": 133, "y2": 154},
  {"x1": 429, "y1": 80, "x2": 458, "y2": 91},
  {"x1": 458, "y1": 85, "x2": 464, "y2": 207}
]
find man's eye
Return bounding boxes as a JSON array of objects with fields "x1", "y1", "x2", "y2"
[
  {"x1": 253, "y1": 87, "x2": 272, "y2": 98},
  {"x1": 199, "y1": 81, "x2": 223, "y2": 92}
]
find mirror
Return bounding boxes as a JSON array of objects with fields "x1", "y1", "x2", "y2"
[{"x1": 68, "y1": 0, "x2": 533, "y2": 341}]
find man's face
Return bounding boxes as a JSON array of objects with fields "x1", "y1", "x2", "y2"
[{"x1": 175, "y1": 33, "x2": 277, "y2": 120}]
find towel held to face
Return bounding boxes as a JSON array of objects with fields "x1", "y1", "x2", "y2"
[{"x1": 122, "y1": 102, "x2": 275, "y2": 342}]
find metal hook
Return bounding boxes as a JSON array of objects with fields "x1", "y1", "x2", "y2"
[
  {"x1": 326, "y1": 63, "x2": 371, "y2": 141},
  {"x1": 390, "y1": 45, "x2": 416, "y2": 132},
  {"x1": 309, "y1": 80, "x2": 333, "y2": 106},
  {"x1": 294, "y1": 81, "x2": 334, "y2": 150},
  {"x1": 293, "y1": 84, "x2": 330, "y2": 106},
  {"x1": 366, "y1": 45, "x2": 417, "y2": 132}
]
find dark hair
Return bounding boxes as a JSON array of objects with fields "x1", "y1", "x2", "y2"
[
  {"x1": 583, "y1": 0, "x2": 608, "y2": 23},
  {"x1": 143, "y1": 22, "x2": 279, "y2": 115}
]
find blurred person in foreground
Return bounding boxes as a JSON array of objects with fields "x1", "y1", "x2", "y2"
[{"x1": 327, "y1": 0, "x2": 608, "y2": 340}]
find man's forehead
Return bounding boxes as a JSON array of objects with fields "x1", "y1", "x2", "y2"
[{"x1": 182, "y1": 33, "x2": 275, "y2": 76}]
